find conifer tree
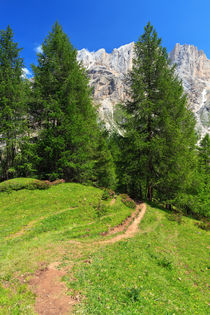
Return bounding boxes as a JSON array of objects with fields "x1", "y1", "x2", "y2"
[
  {"x1": 94, "y1": 134, "x2": 116, "y2": 189},
  {"x1": 196, "y1": 134, "x2": 210, "y2": 216},
  {"x1": 121, "y1": 22, "x2": 197, "y2": 203},
  {"x1": 198, "y1": 133, "x2": 210, "y2": 178},
  {"x1": 32, "y1": 22, "x2": 115, "y2": 185},
  {"x1": 0, "y1": 26, "x2": 28, "y2": 180}
]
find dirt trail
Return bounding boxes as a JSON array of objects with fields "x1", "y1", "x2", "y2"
[
  {"x1": 29, "y1": 202, "x2": 146, "y2": 314},
  {"x1": 98, "y1": 203, "x2": 146, "y2": 244},
  {"x1": 110, "y1": 198, "x2": 116, "y2": 206},
  {"x1": 29, "y1": 262, "x2": 77, "y2": 315}
]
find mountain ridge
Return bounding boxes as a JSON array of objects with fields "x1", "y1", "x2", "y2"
[{"x1": 77, "y1": 42, "x2": 210, "y2": 136}]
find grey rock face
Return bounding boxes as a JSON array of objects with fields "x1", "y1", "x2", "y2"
[
  {"x1": 169, "y1": 43, "x2": 210, "y2": 137},
  {"x1": 77, "y1": 43, "x2": 134, "y2": 129},
  {"x1": 77, "y1": 43, "x2": 210, "y2": 136}
]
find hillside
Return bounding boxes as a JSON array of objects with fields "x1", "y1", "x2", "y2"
[{"x1": 0, "y1": 180, "x2": 209, "y2": 314}]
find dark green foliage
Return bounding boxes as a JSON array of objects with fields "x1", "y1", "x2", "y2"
[
  {"x1": 126, "y1": 288, "x2": 141, "y2": 302},
  {"x1": 94, "y1": 200, "x2": 108, "y2": 218},
  {"x1": 101, "y1": 188, "x2": 115, "y2": 200},
  {"x1": 101, "y1": 190, "x2": 111, "y2": 200},
  {"x1": 0, "y1": 26, "x2": 30, "y2": 180},
  {"x1": 195, "y1": 219, "x2": 210, "y2": 231},
  {"x1": 167, "y1": 211, "x2": 183, "y2": 224},
  {"x1": 32, "y1": 22, "x2": 99, "y2": 182},
  {"x1": 174, "y1": 133, "x2": 210, "y2": 218},
  {"x1": 119, "y1": 22, "x2": 197, "y2": 204},
  {"x1": 94, "y1": 135, "x2": 116, "y2": 189},
  {"x1": 120, "y1": 194, "x2": 136, "y2": 209}
]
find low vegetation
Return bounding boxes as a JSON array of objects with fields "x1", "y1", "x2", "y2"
[
  {"x1": 0, "y1": 181, "x2": 208, "y2": 314},
  {"x1": 0, "y1": 177, "x2": 50, "y2": 192},
  {"x1": 67, "y1": 205, "x2": 209, "y2": 314},
  {"x1": 0, "y1": 181, "x2": 132, "y2": 314}
]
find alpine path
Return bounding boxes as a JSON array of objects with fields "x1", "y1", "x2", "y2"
[{"x1": 30, "y1": 202, "x2": 147, "y2": 314}]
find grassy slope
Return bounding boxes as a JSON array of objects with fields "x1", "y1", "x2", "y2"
[
  {"x1": 68, "y1": 205, "x2": 209, "y2": 314},
  {"x1": 0, "y1": 181, "x2": 209, "y2": 314},
  {"x1": 0, "y1": 182, "x2": 132, "y2": 314}
]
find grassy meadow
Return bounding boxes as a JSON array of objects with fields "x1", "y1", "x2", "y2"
[{"x1": 0, "y1": 179, "x2": 209, "y2": 314}]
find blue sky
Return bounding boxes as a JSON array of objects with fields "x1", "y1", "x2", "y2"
[{"x1": 0, "y1": 0, "x2": 209, "y2": 75}]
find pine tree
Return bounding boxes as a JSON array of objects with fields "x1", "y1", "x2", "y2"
[
  {"x1": 0, "y1": 26, "x2": 28, "y2": 180},
  {"x1": 32, "y1": 22, "x2": 115, "y2": 185},
  {"x1": 121, "y1": 22, "x2": 197, "y2": 203},
  {"x1": 198, "y1": 133, "x2": 210, "y2": 177},
  {"x1": 196, "y1": 134, "x2": 210, "y2": 216},
  {"x1": 94, "y1": 133, "x2": 116, "y2": 189}
]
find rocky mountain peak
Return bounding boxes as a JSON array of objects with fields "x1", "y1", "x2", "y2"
[
  {"x1": 169, "y1": 44, "x2": 210, "y2": 137},
  {"x1": 77, "y1": 42, "x2": 210, "y2": 137}
]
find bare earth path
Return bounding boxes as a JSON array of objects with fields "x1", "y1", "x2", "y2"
[
  {"x1": 29, "y1": 262, "x2": 77, "y2": 315},
  {"x1": 29, "y1": 202, "x2": 146, "y2": 314},
  {"x1": 98, "y1": 203, "x2": 146, "y2": 244}
]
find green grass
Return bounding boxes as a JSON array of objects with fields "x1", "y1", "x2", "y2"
[
  {"x1": 0, "y1": 177, "x2": 50, "y2": 192},
  {"x1": 66, "y1": 206, "x2": 209, "y2": 314},
  {"x1": 0, "y1": 181, "x2": 132, "y2": 314},
  {"x1": 0, "y1": 179, "x2": 209, "y2": 314}
]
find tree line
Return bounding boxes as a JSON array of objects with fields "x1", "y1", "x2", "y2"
[{"x1": 0, "y1": 22, "x2": 209, "y2": 217}]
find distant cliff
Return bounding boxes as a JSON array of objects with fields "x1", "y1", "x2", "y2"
[{"x1": 77, "y1": 43, "x2": 210, "y2": 137}]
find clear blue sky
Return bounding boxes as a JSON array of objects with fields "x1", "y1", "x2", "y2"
[{"x1": 0, "y1": 0, "x2": 209, "y2": 74}]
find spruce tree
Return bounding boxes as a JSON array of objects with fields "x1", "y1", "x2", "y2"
[
  {"x1": 121, "y1": 22, "x2": 197, "y2": 203},
  {"x1": 0, "y1": 26, "x2": 28, "y2": 180},
  {"x1": 198, "y1": 133, "x2": 210, "y2": 178},
  {"x1": 32, "y1": 22, "x2": 115, "y2": 185},
  {"x1": 94, "y1": 134, "x2": 116, "y2": 189},
  {"x1": 197, "y1": 134, "x2": 210, "y2": 216}
]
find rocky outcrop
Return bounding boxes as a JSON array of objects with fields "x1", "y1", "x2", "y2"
[
  {"x1": 77, "y1": 43, "x2": 134, "y2": 128},
  {"x1": 78, "y1": 43, "x2": 210, "y2": 136},
  {"x1": 169, "y1": 43, "x2": 210, "y2": 137}
]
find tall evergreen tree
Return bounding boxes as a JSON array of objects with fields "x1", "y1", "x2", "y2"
[
  {"x1": 196, "y1": 134, "x2": 210, "y2": 216},
  {"x1": 120, "y1": 22, "x2": 197, "y2": 203},
  {"x1": 0, "y1": 26, "x2": 28, "y2": 180},
  {"x1": 32, "y1": 22, "x2": 116, "y2": 186},
  {"x1": 198, "y1": 133, "x2": 210, "y2": 178}
]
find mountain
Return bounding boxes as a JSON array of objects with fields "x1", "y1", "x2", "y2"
[
  {"x1": 77, "y1": 43, "x2": 210, "y2": 137},
  {"x1": 169, "y1": 44, "x2": 210, "y2": 137},
  {"x1": 77, "y1": 43, "x2": 134, "y2": 129}
]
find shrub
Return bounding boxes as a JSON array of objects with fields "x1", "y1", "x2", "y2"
[
  {"x1": 27, "y1": 180, "x2": 50, "y2": 190},
  {"x1": 0, "y1": 178, "x2": 50, "y2": 192},
  {"x1": 101, "y1": 188, "x2": 115, "y2": 200},
  {"x1": 120, "y1": 194, "x2": 136, "y2": 209},
  {"x1": 94, "y1": 200, "x2": 108, "y2": 218},
  {"x1": 195, "y1": 220, "x2": 210, "y2": 231},
  {"x1": 167, "y1": 211, "x2": 183, "y2": 224}
]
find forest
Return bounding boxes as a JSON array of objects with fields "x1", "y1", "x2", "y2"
[{"x1": 0, "y1": 21, "x2": 209, "y2": 219}]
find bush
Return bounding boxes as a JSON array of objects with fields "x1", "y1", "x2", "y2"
[
  {"x1": 167, "y1": 211, "x2": 183, "y2": 224},
  {"x1": 27, "y1": 180, "x2": 50, "y2": 190},
  {"x1": 120, "y1": 194, "x2": 136, "y2": 209},
  {"x1": 195, "y1": 220, "x2": 210, "y2": 231},
  {"x1": 94, "y1": 200, "x2": 108, "y2": 218},
  {"x1": 174, "y1": 192, "x2": 210, "y2": 219},
  {"x1": 101, "y1": 188, "x2": 115, "y2": 200},
  {"x1": 0, "y1": 178, "x2": 50, "y2": 192}
]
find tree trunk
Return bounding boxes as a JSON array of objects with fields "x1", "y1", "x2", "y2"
[{"x1": 147, "y1": 184, "x2": 153, "y2": 202}]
